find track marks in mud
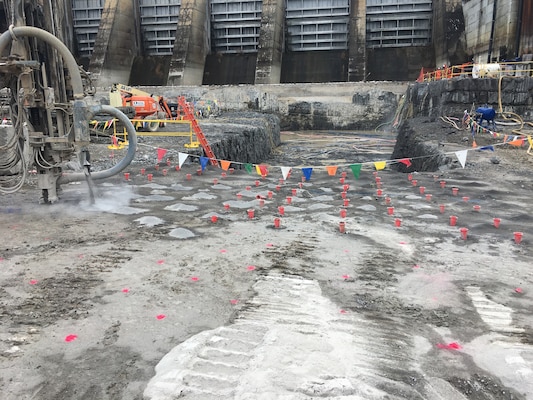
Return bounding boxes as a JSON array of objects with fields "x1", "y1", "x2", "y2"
[
  {"x1": 262, "y1": 238, "x2": 318, "y2": 277},
  {"x1": 0, "y1": 248, "x2": 136, "y2": 329},
  {"x1": 145, "y1": 274, "x2": 431, "y2": 400}
]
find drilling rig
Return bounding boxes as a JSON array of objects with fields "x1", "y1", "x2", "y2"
[{"x1": 0, "y1": 0, "x2": 137, "y2": 203}]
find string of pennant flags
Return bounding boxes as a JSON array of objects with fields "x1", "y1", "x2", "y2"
[
  {"x1": 148, "y1": 130, "x2": 532, "y2": 181},
  {"x1": 463, "y1": 113, "x2": 533, "y2": 148}
]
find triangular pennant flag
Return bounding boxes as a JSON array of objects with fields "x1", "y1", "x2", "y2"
[
  {"x1": 399, "y1": 158, "x2": 412, "y2": 167},
  {"x1": 528, "y1": 136, "x2": 533, "y2": 146},
  {"x1": 508, "y1": 138, "x2": 524, "y2": 147},
  {"x1": 258, "y1": 165, "x2": 268, "y2": 176},
  {"x1": 157, "y1": 148, "x2": 168, "y2": 163},
  {"x1": 326, "y1": 166, "x2": 338, "y2": 176},
  {"x1": 350, "y1": 164, "x2": 362, "y2": 179},
  {"x1": 255, "y1": 165, "x2": 262, "y2": 175},
  {"x1": 455, "y1": 150, "x2": 468, "y2": 168},
  {"x1": 479, "y1": 145, "x2": 495, "y2": 151},
  {"x1": 112, "y1": 135, "x2": 118, "y2": 146},
  {"x1": 244, "y1": 163, "x2": 253, "y2": 174},
  {"x1": 281, "y1": 166, "x2": 291, "y2": 180},
  {"x1": 472, "y1": 139, "x2": 477, "y2": 148},
  {"x1": 373, "y1": 161, "x2": 387, "y2": 171},
  {"x1": 301, "y1": 167, "x2": 313, "y2": 181},
  {"x1": 220, "y1": 160, "x2": 231, "y2": 171},
  {"x1": 200, "y1": 156, "x2": 210, "y2": 170},
  {"x1": 178, "y1": 152, "x2": 189, "y2": 168}
]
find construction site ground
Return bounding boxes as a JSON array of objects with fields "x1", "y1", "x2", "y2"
[{"x1": 1, "y1": 117, "x2": 533, "y2": 400}]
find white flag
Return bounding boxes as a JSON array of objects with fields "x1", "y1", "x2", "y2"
[
  {"x1": 281, "y1": 166, "x2": 292, "y2": 180},
  {"x1": 178, "y1": 152, "x2": 189, "y2": 168},
  {"x1": 455, "y1": 150, "x2": 468, "y2": 168}
]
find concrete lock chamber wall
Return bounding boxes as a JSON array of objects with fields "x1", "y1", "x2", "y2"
[
  {"x1": 67, "y1": 0, "x2": 528, "y2": 86},
  {"x1": 67, "y1": 0, "x2": 431, "y2": 85}
]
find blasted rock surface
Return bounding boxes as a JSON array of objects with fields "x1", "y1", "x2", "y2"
[
  {"x1": 391, "y1": 119, "x2": 450, "y2": 172},
  {"x1": 201, "y1": 112, "x2": 281, "y2": 164}
]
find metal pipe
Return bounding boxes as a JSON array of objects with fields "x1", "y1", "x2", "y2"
[
  {"x1": 58, "y1": 105, "x2": 137, "y2": 184},
  {"x1": 0, "y1": 26, "x2": 84, "y2": 99},
  {"x1": 487, "y1": 0, "x2": 498, "y2": 63},
  {"x1": 515, "y1": 0, "x2": 524, "y2": 57}
]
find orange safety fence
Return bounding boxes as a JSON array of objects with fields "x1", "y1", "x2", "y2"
[{"x1": 417, "y1": 61, "x2": 533, "y2": 82}]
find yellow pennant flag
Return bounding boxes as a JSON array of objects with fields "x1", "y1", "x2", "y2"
[
  {"x1": 255, "y1": 165, "x2": 262, "y2": 175},
  {"x1": 373, "y1": 161, "x2": 387, "y2": 171},
  {"x1": 326, "y1": 166, "x2": 338, "y2": 176},
  {"x1": 220, "y1": 160, "x2": 231, "y2": 171}
]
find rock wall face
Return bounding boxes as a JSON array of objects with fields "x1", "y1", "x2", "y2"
[
  {"x1": 202, "y1": 113, "x2": 281, "y2": 164},
  {"x1": 146, "y1": 82, "x2": 407, "y2": 131},
  {"x1": 406, "y1": 77, "x2": 533, "y2": 120}
]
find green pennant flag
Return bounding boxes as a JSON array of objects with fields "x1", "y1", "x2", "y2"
[
  {"x1": 350, "y1": 164, "x2": 362, "y2": 179},
  {"x1": 244, "y1": 163, "x2": 253, "y2": 174}
]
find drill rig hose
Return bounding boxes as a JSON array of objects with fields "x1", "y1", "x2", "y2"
[
  {"x1": 58, "y1": 105, "x2": 137, "y2": 184},
  {"x1": 0, "y1": 26, "x2": 137, "y2": 187},
  {"x1": 0, "y1": 25, "x2": 85, "y2": 99}
]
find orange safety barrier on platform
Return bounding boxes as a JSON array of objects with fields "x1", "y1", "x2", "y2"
[{"x1": 417, "y1": 61, "x2": 532, "y2": 82}]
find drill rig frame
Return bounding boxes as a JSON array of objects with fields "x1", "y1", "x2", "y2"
[{"x1": 0, "y1": 0, "x2": 137, "y2": 203}]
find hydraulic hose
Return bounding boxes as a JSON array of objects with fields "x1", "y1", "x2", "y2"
[
  {"x1": 58, "y1": 105, "x2": 137, "y2": 184},
  {"x1": 0, "y1": 26, "x2": 137, "y2": 183},
  {"x1": 0, "y1": 25, "x2": 84, "y2": 99}
]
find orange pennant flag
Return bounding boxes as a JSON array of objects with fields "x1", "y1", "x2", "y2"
[
  {"x1": 220, "y1": 160, "x2": 231, "y2": 171},
  {"x1": 508, "y1": 138, "x2": 524, "y2": 147},
  {"x1": 326, "y1": 166, "x2": 338, "y2": 176},
  {"x1": 472, "y1": 139, "x2": 477, "y2": 148}
]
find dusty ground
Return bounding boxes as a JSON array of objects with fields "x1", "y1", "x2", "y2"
[{"x1": 1, "y1": 117, "x2": 533, "y2": 400}]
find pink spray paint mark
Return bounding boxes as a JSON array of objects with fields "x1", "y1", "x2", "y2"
[
  {"x1": 230, "y1": 299, "x2": 239, "y2": 305},
  {"x1": 121, "y1": 288, "x2": 130, "y2": 293},
  {"x1": 437, "y1": 342, "x2": 462, "y2": 350},
  {"x1": 246, "y1": 265, "x2": 256, "y2": 271},
  {"x1": 412, "y1": 264, "x2": 420, "y2": 269},
  {"x1": 156, "y1": 314, "x2": 166, "y2": 320},
  {"x1": 64, "y1": 334, "x2": 78, "y2": 342},
  {"x1": 156, "y1": 260, "x2": 165, "y2": 265},
  {"x1": 266, "y1": 243, "x2": 274, "y2": 247},
  {"x1": 29, "y1": 279, "x2": 38, "y2": 285},
  {"x1": 340, "y1": 309, "x2": 348, "y2": 314},
  {"x1": 220, "y1": 249, "x2": 227, "y2": 253},
  {"x1": 515, "y1": 287, "x2": 523, "y2": 294},
  {"x1": 342, "y1": 275, "x2": 350, "y2": 280},
  {"x1": 190, "y1": 276, "x2": 199, "y2": 282}
]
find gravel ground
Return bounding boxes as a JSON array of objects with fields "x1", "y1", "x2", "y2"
[{"x1": 1, "y1": 117, "x2": 533, "y2": 400}]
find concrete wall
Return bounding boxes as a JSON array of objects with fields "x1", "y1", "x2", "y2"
[
  {"x1": 167, "y1": 0, "x2": 210, "y2": 86},
  {"x1": 367, "y1": 47, "x2": 434, "y2": 81},
  {"x1": 347, "y1": 0, "x2": 367, "y2": 81},
  {"x1": 89, "y1": 0, "x2": 139, "y2": 87},
  {"x1": 255, "y1": 0, "x2": 285, "y2": 84},
  {"x1": 432, "y1": 0, "x2": 468, "y2": 67},
  {"x1": 463, "y1": 0, "x2": 520, "y2": 62},
  {"x1": 97, "y1": 82, "x2": 407, "y2": 131},
  {"x1": 203, "y1": 54, "x2": 257, "y2": 85},
  {"x1": 280, "y1": 51, "x2": 348, "y2": 83}
]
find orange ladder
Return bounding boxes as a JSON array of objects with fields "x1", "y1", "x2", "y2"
[{"x1": 177, "y1": 96, "x2": 218, "y2": 166}]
